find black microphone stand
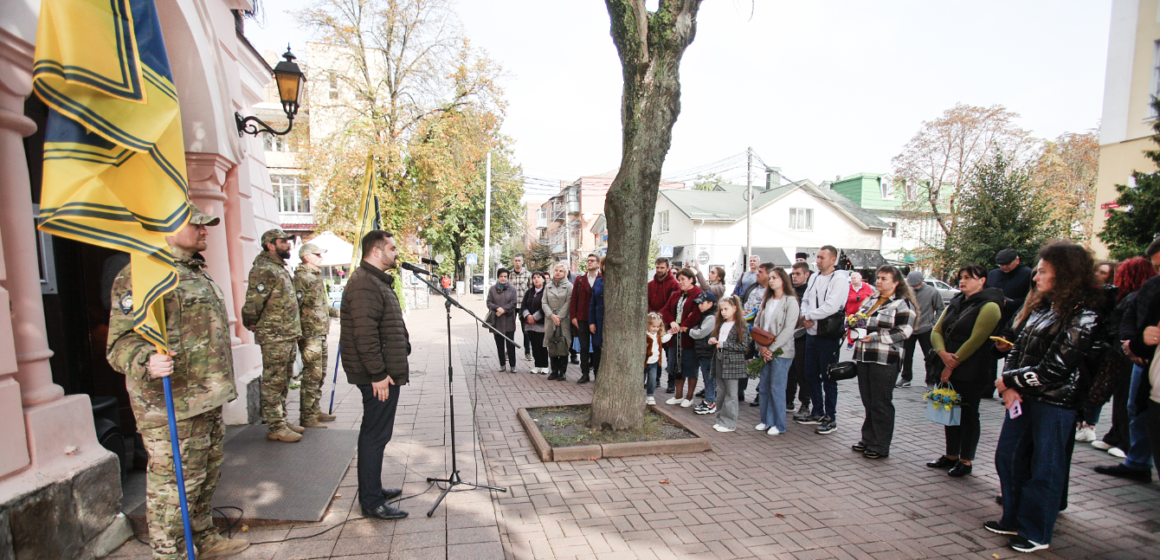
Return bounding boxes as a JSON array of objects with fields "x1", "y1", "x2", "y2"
[{"x1": 408, "y1": 269, "x2": 509, "y2": 517}]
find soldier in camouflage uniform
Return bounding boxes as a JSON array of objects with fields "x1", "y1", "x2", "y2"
[
  {"x1": 107, "y1": 206, "x2": 249, "y2": 560},
  {"x1": 294, "y1": 242, "x2": 339, "y2": 427},
  {"x1": 242, "y1": 228, "x2": 304, "y2": 442}
]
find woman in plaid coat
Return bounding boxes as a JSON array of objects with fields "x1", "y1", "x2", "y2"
[
  {"x1": 709, "y1": 295, "x2": 750, "y2": 432},
  {"x1": 850, "y1": 266, "x2": 917, "y2": 459}
]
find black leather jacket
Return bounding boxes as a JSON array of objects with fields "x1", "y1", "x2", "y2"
[{"x1": 1001, "y1": 304, "x2": 1103, "y2": 409}]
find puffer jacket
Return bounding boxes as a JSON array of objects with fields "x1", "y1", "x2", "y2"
[
  {"x1": 1002, "y1": 303, "x2": 1103, "y2": 409},
  {"x1": 339, "y1": 262, "x2": 410, "y2": 386}
]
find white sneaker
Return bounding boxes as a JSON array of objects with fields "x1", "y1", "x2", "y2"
[
  {"x1": 1109, "y1": 447, "x2": 1127, "y2": 458},
  {"x1": 714, "y1": 425, "x2": 735, "y2": 432},
  {"x1": 755, "y1": 423, "x2": 768, "y2": 431},
  {"x1": 665, "y1": 397, "x2": 682, "y2": 405},
  {"x1": 680, "y1": 399, "x2": 694, "y2": 408},
  {"x1": 1091, "y1": 440, "x2": 1113, "y2": 450},
  {"x1": 767, "y1": 426, "x2": 782, "y2": 435},
  {"x1": 646, "y1": 396, "x2": 656, "y2": 405},
  {"x1": 1076, "y1": 425, "x2": 1097, "y2": 443}
]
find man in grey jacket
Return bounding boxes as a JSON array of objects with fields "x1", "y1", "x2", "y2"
[
  {"x1": 899, "y1": 271, "x2": 944, "y2": 388},
  {"x1": 796, "y1": 246, "x2": 850, "y2": 435}
]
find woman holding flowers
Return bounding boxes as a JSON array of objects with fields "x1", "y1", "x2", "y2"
[
  {"x1": 926, "y1": 264, "x2": 1004, "y2": 477},
  {"x1": 985, "y1": 242, "x2": 1104, "y2": 553},
  {"x1": 850, "y1": 266, "x2": 917, "y2": 459},
  {"x1": 753, "y1": 268, "x2": 800, "y2": 435}
]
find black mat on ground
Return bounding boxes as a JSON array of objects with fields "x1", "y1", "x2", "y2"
[{"x1": 129, "y1": 425, "x2": 357, "y2": 523}]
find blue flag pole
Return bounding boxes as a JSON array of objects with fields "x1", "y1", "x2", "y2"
[
  {"x1": 328, "y1": 346, "x2": 341, "y2": 415},
  {"x1": 162, "y1": 376, "x2": 196, "y2": 560}
]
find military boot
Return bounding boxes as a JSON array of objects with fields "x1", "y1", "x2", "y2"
[
  {"x1": 300, "y1": 417, "x2": 328, "y2": 429},
  {"x1": 316, "y1": 412, "x2": 337, "y2": 422},
  {"x1": 287, "y1": 423, "x2": 306, "y2": 434},
  {"x1": 268, "y1": 427, "x2": 302, "y2": 442},
  {"x1": 199, "y1": 534, "x2": 250, "y2": 559}
]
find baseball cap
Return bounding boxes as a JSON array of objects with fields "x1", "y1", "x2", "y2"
[
  {"x1": 693, "y1": 291, "x2": 717, "y2": 304},
  {"x1": 996, "y1": 248, "x2": 1018, "y2": 266},
  {"x1": 187, "y1": 204, "x2": 220, "y2": 226},
  {"x1": 906, "y1": 271, "x2": 924, "y2": 287},
  {"x1": 261, "y1": 228, "x2": 293, "y2": 246},
  {"x1": 299, "y1": 242, "x2": 326, "y2": 257}
]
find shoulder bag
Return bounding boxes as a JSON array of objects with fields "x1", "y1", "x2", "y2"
[{"x1": 814, "y1": 275, "x2": 845, "y2": 339}]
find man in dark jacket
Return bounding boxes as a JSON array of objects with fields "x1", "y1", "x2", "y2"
[
  {"x1": 570, "y1": 253, "x2": 602, "y2": 383},
  {"x1": 787, "y1": 262, "x2": 813, "y2": 415},
  {"x1": 340, "y1": 231, "x2": 411, "y2": 521},
  {"x1": 988, "y1": 248, "x2": 1033, "y2": 324},
  {"x1": 648, "y1": 258, "x2": 680, "y2": 392}
]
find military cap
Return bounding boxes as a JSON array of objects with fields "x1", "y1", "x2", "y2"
[
  {"x1": 261, "y1": 228, "x2": 294, "y2": 246},
  {"x1": 299, "y1": 242, "x2": 327, "y2": 257},
  {"x1": 188, "y1": 204, "x2": 220, "y2": 226}
]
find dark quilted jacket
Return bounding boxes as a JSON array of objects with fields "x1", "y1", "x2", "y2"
[
  {"x1": 340, "y1": 262, "x2": 410, "y2": 386},
  {"x1": 1002, "y1": 303, "x2": 1103, "y2": 409}
]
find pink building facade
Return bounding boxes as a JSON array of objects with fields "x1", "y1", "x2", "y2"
[{"x1": 1, "y1": 2, "x2": 281, "y2": 557}]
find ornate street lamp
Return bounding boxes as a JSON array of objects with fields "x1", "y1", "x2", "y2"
[{"x1": 235, "y1": 45, "x2": 305, "y2": 136}]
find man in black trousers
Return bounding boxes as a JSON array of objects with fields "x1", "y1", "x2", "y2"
[{"x1": 340, "y1": 230, "x2": 411, "y2": 520}]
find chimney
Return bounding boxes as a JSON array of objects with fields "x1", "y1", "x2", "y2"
[{"x1": 765, "y1": 167, "x2": 781, "y2": 191}]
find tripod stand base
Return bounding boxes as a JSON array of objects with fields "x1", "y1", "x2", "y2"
[{"x1": 425, "y1": 471, "x2": 508, "y2": 517}]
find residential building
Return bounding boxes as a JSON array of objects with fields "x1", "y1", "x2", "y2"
[
  {"x1": 829, "y1": 172, "x2": 942, "y2": 264},
  {"x1": 1092, "y1": 0, "x2": 1160, "y2": 257},
  {"x1": 653, "y1": 178, "x2": 890, "y2": 285},
  {"x1": 539, "y1": 170, "x2": 683, "y2": 267},
  {"x1": 1, "y1": 3, "x2": 282, "y2": 557},
  {"x1": 525, "y1": 200, "x2": 547, "y2": 248}
]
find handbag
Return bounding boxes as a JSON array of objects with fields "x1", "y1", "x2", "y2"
[
  {"x1": 825, "y1": 361, "x2": 857, "y2": 381},
  {"x1": 484, "y1": 309, "x2": 496, "y2": 326},
  {"x1": 925, "y1": 382, "x2": 962, "y2": 426},
  {"x1": 751, "y1": 327, "x2": 775, "y2": 347},
  {"x1": 924, "y1": 348, "x2": 943, "y2": 386},
  {"x1": 811, "y1": 275, "x2": 845, "y2": 339},
  {"x1": 548, "y1": 329, "x2": 570, "y2": 356}
]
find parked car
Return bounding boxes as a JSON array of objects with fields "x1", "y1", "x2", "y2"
[
  {"x1": 924, "y1": 278, "x2": 960, "y2": 302},
  {"x1": 471, "y1": 274, "x2": 484, "y2": 294}
]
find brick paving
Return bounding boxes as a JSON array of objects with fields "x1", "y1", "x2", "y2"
[{"x1": 109, "y1": 294, "x2": 1160, "y2": 559}]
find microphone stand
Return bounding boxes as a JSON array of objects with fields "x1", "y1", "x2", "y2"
[{"x1": 407, "y1": 269, "x2": 509, "y2": 517}]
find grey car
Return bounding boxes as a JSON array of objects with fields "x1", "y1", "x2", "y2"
[{"x1": 924, "y1": 278, "x2": 960, "y2": 302}]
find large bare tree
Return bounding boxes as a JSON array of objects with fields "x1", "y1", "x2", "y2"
[{"x1": 590, "y1": 0, "x2": 702, "y2": 431}]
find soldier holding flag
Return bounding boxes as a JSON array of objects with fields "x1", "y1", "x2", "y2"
[
  {"x1": 243, "y1": 228, "x2": 304, "y2": 442},
  {"x1": 107, "y1": 206, "x2": 248, "y2": 559}
]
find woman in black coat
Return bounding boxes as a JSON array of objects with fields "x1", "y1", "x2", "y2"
[
  {"x1": 521, "y1": 272, "x2": 550, "y2": 374},
  {"x1": 486, "y1": 268, "x2": 518, "y2": 372}
]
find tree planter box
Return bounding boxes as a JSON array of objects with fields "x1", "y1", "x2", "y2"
[{"x1": 517, "y1": 402, "x2": 711, "y2": 462}]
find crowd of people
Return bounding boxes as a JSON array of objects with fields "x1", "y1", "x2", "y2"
[{"x1": 492, "y1": 238, "x2": 1160, "y2": 554}]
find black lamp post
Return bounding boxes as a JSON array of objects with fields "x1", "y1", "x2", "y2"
[{"x1": 236, "y1": 45, "x2": 305, "y2": 137}]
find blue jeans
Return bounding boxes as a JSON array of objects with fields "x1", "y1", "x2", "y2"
[
  {"x1": 759, "y1": 357, "x2": 792, "y2": 432},
  {"x1": 995, "y1": 399, "x2": 1076, "y2": 545},
  {"x1": 1125, "y1": 364, "x2": 1154, "y2": 470},
  {"x1": 804, "y1": 335, "x2": 841, "y2": 418},
  {"x1": 698, "y1": 356, "x2": 716, "y2": 403},
  {"x1": 644, "y1": 363, "x2": 659, "y2": 397}
]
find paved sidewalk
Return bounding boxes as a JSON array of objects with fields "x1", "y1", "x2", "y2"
[{"x1": 110, "y1": 295, "x2": 1160, "y2": 559}]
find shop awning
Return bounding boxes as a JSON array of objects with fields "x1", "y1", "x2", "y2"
[{"x1": 296, "y1": 231, "x2": 354, "y2": 267}]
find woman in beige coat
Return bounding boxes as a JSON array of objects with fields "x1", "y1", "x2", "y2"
[{"x1": 542, "y1": 262, "x2": 574, "y2": 380}]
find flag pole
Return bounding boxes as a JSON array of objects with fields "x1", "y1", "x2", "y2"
[
  {"x1": 328, "y1": 349, "x2": 341, "y2": 415},
  {"x1": 161, "y1": 373, "x2": 196, "y2": 560}
]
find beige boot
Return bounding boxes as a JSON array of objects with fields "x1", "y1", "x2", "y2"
[
  {"x1": 316, "y1": 412, "x2": 337, "y2": 422},
  {"x1": 267, "y1": 427, "x2": 302, "y2": 442},
  {"x1": 199, "y1": 535, "x2": 250, "y2": 559},
  {"x1": 300, "y1": 418, "x2": 328, "y2": 429},
  {"x1": 286, "y1": 423, "x2": 305, "y2": 434}
]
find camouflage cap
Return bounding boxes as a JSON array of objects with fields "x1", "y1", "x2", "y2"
[
  {"x1": 261, "y1": 228, "x2": 293, "y2": 246},
  {"x1": 188, "y1": 204, "x2": 220, "y2": 226},
  {"x1": 299, "y1": 242, "x2": 327, "y2": 257}
]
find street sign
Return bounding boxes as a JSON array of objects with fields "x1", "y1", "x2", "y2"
[
  {"x1": 465, "y1": 253, "x2": 478, "y2": 265},
  {"x1": 1100, "y1": 201, "x2": 1120, "y2": 210},
  {"x1": 660, "y1": 245, "x2": 673, "y2": 258}
]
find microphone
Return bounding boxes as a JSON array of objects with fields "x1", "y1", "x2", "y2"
[{"x1": 400, "y1": 262, "x2": 433, "y2": 276}]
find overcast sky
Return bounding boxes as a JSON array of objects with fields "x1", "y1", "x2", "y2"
[{"x1": 246, "y1": 0, "x2": 1112, "y2": 200}]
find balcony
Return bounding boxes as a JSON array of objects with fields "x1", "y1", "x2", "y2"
[
  {"x1": 566, "y1": 200, "x2": 580, "y2": 214},
  {"x1": 536, "y1": 212, "x2": 548, "y2": 228},
  {"x1": 551, "y1": 202, "x2": 566, "y2": 223}
]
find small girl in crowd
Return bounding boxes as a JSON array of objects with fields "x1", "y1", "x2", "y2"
[
  {"x1": 709, "y1": 296, "x2": 749, "y2": 432},
  {"x1": 644, "y1": 313, "x2": 672, "y2": 405}
]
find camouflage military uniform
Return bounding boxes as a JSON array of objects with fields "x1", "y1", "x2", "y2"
[
  {"x1": 242, "y1": 232, "x2": 302, "y2": 434},
  {"x1": 107, "y1": 249, "x2": 238, "y2": 560},
  {"x1": 293, "y1": 257, "x2": 338, "y2": 422}
]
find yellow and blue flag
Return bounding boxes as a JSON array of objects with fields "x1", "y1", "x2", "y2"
[
  {"x1": 348, "y1": 155, "x2": 380, "y2": 271},
  {"x1": 33, "y1": 0, "x2": 190, "y2": 350}
]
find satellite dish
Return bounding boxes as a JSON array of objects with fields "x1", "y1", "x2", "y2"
[{"x1": 435, "y1": 254, "x2": 445, "y2": 264}]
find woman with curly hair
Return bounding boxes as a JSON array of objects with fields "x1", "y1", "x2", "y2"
[{"x1": 985, "y1": 242, "x2": 1105, "y2": 553}]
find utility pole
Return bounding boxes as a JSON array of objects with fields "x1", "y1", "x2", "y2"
[
  {"x1": 746, "y1": 146, "x2": 753, "y2": 261},
  {"x1": 483, "y1": 151, "x2": 492, "y2": 288}
]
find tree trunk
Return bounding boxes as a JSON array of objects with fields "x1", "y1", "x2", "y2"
[{"x1": 590, "y1": 0, "x2": 701, "y2": 431}]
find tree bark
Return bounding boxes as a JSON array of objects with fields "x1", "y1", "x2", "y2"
[{"x1": 590, "y1": 0, "x2": 701, "y2": 431}]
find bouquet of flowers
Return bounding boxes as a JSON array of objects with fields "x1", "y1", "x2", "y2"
[
  {"x1": 746, "y1": 347, "x2": 784, "y2": 379},
  {"x1": 846, "y1": 312, "x2": 869, "y2": 349},
  {"x1": 924, "y1": 383, "x2": 962, "y2": 426}
]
